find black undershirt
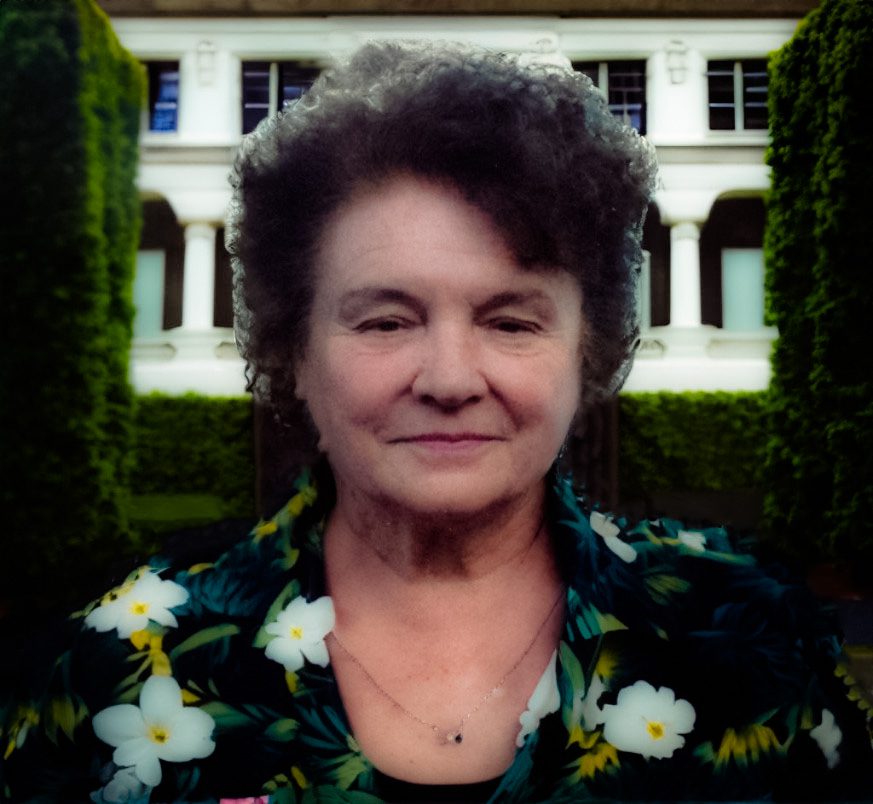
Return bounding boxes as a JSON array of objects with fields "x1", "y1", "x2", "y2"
[{"x1": 372, "y1": 770, "x2": 502, "y2": 803}]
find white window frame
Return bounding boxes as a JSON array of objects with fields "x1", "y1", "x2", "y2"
[
  {"x1": 706, "y1": 59, "x2": 768, "y2": 131},
  {"x1": 241, "y1": 60, "x2": 320, "y2": 134},
  {"x1": 573, "y1": 60, "x2": 647, "y2": 134}
]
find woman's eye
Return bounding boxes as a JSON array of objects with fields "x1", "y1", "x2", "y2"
[
  {"x1": 357, "y1": 318, "x2": 407, "y2": 333},
  {"x1": 491, "y1": 318, "x2": 539, "y2": 334}
]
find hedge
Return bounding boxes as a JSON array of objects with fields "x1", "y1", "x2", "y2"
[
  {"x1": 131, "y1": 393, "x2": 256, "y2": 530},
  {"x1": 0, "y1": 0, "x2": 143, "y2": 612},
  {"x1": 618, "y1": 392, "x2": 767, "y2": 500},
  {"x1": 764, "y1": 0, "x2": 873, "y2": 574}
]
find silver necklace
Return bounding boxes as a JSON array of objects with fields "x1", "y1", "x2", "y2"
[{"x1": 328, "y1": 588, "x2": 564, "y2": 746}]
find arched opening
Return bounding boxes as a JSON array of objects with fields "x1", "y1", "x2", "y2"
[
  {"x1": 214, "y1": 227, "x2": 234, "y2": 328},
  {"x1": 138, "y1": 196, "x2": 185, "y2": 333},
  {"x1": 700, "y1": 195, "x2": 766, "y2": 329},
  {"x1": 641, "y1": 202, "x2": 671, "y2": 327}
]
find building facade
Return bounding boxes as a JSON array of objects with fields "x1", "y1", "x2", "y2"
[{"x1": 100, "y1": 2, "x2": 814, "y2": 396}]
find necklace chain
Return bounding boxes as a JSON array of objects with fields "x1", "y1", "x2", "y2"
[{"x1": 328, "y1": 589, "x2": 564, "y2": 746}]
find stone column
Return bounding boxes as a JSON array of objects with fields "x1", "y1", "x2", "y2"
[
  {"x1": 669, "y1": 221, "x2": 702, "y2": 327},
  {"x1": 181, "y1": 222, "x2": 216, "y2": 331}
]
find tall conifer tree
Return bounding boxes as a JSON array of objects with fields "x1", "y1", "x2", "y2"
[
  {"x1": 0, "y1": 0, "x2": 144, "y2": 613},
  {"x1": 764, "y1": 0, "x2": 873, "y2": 576}
]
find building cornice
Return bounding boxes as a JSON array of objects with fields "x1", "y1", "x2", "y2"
[{"x1": 98, "y1": 0, "x2": 818, "y2": 19}]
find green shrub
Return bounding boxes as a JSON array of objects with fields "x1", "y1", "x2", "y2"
[
  {"x1": 131, "y1": 393, "x2": 256, "y2": 524},
  {"x1": 0, "y1": 0, "x2": 144, "y2": 612},
  {"x1": 764, "y1": 0, "x2": 873, "y2": 574},
  {"x1": 618, "y1": 392, "x2": 768, "y2": 500}
]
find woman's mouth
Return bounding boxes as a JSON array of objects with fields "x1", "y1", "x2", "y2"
[
  {"x1": 392, "y1": 433, "x2": 503, "y2": 453},
  {"x1": 401, "y1": 433, "x2": 497, "y2": 443}
]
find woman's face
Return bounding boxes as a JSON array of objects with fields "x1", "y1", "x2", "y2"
[{"x1": 294, "y1": 175, "x2": 584, "y2": 519}]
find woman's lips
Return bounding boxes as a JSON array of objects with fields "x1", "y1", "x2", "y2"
[
  {"x1": 401, "y1": 433, "x2": 497, "y2": 442},
  {"x1": 392, "y1": 433, "x2": 502, "y2": 452}
]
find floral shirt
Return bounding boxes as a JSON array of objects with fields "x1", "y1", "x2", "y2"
[{"x1": 2, "y1": 469, "x2": 871, "y2": 803}]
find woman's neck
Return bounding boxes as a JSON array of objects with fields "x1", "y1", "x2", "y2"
[
  {"x1": 321, "y1": 481, "x2": 565, "y2": 783},
  {"x1": 322, "y1": 482, "x2": 564, "y2": 646},
  {"x1": 324, "y1": 481, "x2": 549, "y2": 584}
]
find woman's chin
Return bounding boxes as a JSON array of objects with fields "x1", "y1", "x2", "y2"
[{"x1": 371, "y1": 476, "x2": 542, "y2": 525}]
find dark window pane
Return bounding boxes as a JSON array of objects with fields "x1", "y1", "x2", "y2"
[
  {"x1": 278, "y1": 62, "x2": 320, "y2": 112},
  {"x1": 242, "y1": 61, "x2": 271, "y2": 134},
  {"x1": 743, "y1": 59, "x2": 769, "y2": 130},
  {"x1": 572, "y1": 61, "x2": 600, "y2": 87},
  {"x1": 708, "y1": 78, "x2": 736, "y2": 105},
  {"x1": 607, "y1": 61, "x2": 646, "y2": 134},
  {"x1": 213, "y1": 227, "x2": 233, "y2": 328},
  {"x1": 709, "y1": 106, "x2": 735, "y2": 130},
  {"x1": 707, "y1": 59, "x2": 734, "y2": 74},
  {"x1": 743, "y1": 102, "x2": 769, "y2": 129},
  {"x1": 707, "y1": 61, "x2": 736, "y2": 130},
  {"x1": 621, "y1": 105, "x2": 643, "y2": 132},
  {"x1": 148, "y1": 62, "x2": 179, "y2": 132}
]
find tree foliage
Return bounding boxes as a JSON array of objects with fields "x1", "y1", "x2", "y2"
[
  {"x1": 0, "y1": 0, "x2": 144, "y2": 612},
  {"x1": 763, "y1": 0, "x2": 873, "y2": 576}
]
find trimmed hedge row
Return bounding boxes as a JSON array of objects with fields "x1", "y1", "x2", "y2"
[
  {"x1": 764, "y1": 0, "x2": 873, "y2": 572},
  {"x1": 131, "y1": 393, "x2": 256, "y2": 522},
  {"x1": 618, "y1": 392, "x2": 767, "y2": 500},
  {"x1": 0, "y1": 0, "x2": 143, "y2": 610}
]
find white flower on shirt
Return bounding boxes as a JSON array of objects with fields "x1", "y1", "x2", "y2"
[
  {"x1": 590, "y1": 511, "x2": 637, "y2": 563},
  {"x1": 92, "y1": 676, "x2": 215, "y2": 787},
  {"x1": 677, "y1": 530, "x2": 707, "y2": 552},
  {"x1": 85, "y1": 572, "x2": 189, "y2": 639},
  {"x1": 580, "y1": 672, "x2": 607, "y2": 731},
  {"x1": 516, "y1": 650, "x2": 560, "y2": 747},
  {"x1": 600, "y1": 680, "x2": 696, "y2": 759},
  {"x1": 263, "y1": 596, "x2": 335, "y2": 672},
  {"x1": 810, "y1": 708, "x2": 842, "y2": 769},
  {"x1": 92, "y1": 766, "x2": 150, "y2": 803}
]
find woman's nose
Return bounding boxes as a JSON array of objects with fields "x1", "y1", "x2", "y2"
[{"x1": 411, "y1": 323, "x2": 487, "y2": 408}]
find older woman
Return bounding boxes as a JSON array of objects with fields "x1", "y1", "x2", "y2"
[{"x1": 2, "y1": 41, "x2": 870, "y2": 803}]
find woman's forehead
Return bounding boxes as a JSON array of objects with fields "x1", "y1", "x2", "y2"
[
  {"x1": 315, "y1": 174, "x2": 575, "y2": 293},
  {"x1": 324, "y1": 175, "x2": 505, "y2": 248},
  {"x1": 307, "y1": 181, "x2": 584, "y2": 343}
]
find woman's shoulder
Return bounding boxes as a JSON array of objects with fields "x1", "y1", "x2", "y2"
[
  {"x1": 549, "y1": 473, "x2": 811, "y2": 630},
  {"x1": 545, "y1": 474, "x2": 873, "y2": 801},
  {"x1": 0, "y1": 477, "x2": 334, "y2": 802}
]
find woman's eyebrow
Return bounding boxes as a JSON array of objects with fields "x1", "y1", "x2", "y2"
[
  {"x1": 336, "y1": 287, "x2": 557, "y2": 319},
  {"x1": 475, "y1": 290, "x2": 558, "y2": 317},
  {"x1": 336, "y1": 287, "x2": 426, "y2": 318}
]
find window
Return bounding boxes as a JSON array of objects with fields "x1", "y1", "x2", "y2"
[
  {"x1": 147, "y1": 61, "x2": 179, "y2": 132},
  {"x1": 133, "y1": 250, "x2": 166, "y2": 337},
  {"x1": 699, "y1": 197, "x2": 766, "y2": 329},
  {"x1": 573, "y1": 60, "x2": 646, "y2": 134},
  {"x1": 721, "y1": 248, "x2": 765, "y2": 331},
  {"x1": 139, "y1": 199, "x2": 185, "y2": 330},
  {"x1": 242, "y1": 61, "x2": 320, "y2": 133},
  {"x1": 706, "y1": 59, "x2": 768, "y2": 131}
]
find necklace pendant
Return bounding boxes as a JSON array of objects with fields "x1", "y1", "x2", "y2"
[{"x1": 445, "y1": 731, "x2": 463, "y2": 745}]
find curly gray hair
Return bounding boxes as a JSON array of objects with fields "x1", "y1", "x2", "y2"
[{"x1": 226, "y1": 40, "x2": 657, "y2": 448}]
